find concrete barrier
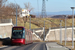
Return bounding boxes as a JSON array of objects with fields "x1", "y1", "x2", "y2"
[
  {"x1": 45, "y1": 27, "x2": 75, "y2": 41},
  {"x1": 0, "y1": 19, "x2": 13, "y2": 38}
]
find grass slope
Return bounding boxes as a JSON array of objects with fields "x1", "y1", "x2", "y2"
[{"x1": 0, "y1": 16, "x2": 75, "y2": 29}]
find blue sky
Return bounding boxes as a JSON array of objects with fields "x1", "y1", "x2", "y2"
[{"x1": 7, "y1": 0, "x2": 75, "y2": 12}]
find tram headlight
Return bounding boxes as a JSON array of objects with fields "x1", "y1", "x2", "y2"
[
  {"x1": 21, "y1": 39, "x2": 23, "y2": 42},
  {"x1": 12, "y1": 39, "x2": 14, "y2": 40}
]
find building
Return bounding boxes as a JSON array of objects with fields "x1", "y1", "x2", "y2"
[{"x1": 19, "y1": 9, "x2": 30, "y2": 18}]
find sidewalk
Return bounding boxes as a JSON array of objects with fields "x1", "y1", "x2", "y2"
[{"x1": 46, "y1": 42, "x2": 71, "y2": 50}]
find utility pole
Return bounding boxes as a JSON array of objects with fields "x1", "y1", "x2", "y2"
[
  {"x1": 65, "y1": 15, "x2": 67, "y2": 46},
  {"x1": 29, "y1": 16, "x2": 31, "y2": 30},
  {"x1": 16, "y1": 6, "x2": 17, "y2": 26},
  {"x1": 60, "y1": 20, "x2": 62, "y2": 44},
  {"x1": 43, "y1": 21, "x2": 45, "y2": 41},
  {"x1": 14, "y1": 0, "x2": 17, "y2": 26}
]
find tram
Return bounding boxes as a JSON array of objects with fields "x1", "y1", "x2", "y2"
[{"x1": 11, "y1": 26, "x2": 33, "y2": 45}]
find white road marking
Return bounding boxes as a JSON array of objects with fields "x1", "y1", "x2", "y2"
[
  {"x1": 46, "y1": 44, "x2": 49, "y2": 50},
  {"x1": 0, "y1": 46, "x2": 8, "y2": 48},
  {"x1": 32, "y1": 43, "x2": 39, "y2": 50}
]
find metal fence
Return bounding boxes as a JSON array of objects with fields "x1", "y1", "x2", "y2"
[{"x1": 0, "y1": 19, "x2": 12, "y2": 23}]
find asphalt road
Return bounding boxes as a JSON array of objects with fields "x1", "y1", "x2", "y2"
[
  {"x1": 32, "y1": 42, "x2": 47, "y2": 50},
  {"x1": 0, "y1": 42, "x2": 47, "y2": 50}
]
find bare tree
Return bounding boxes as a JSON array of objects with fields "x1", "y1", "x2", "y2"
[
  {"x1": 6, "y1": 3, "x2": 21, "y2": 16},
  {"x1": 24, "y1": 2, "x2": 34, "y2": 12},
  {"x1": 0, "y1": 0, "x2": 7, "y2": 7},
  {"x1": 0, "y1": 0, "x2": 7, "y2": 18},
  {"x1": 23, "y1": 2, "x2": 34, "y2": 27},
  {"x1": 0, "y1": 1, "x2": 21, "y2": 19}
]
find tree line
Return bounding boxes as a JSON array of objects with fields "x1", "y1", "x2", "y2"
[{"x1": 0, "y1": 0, "x2": 34, "y2": 18}]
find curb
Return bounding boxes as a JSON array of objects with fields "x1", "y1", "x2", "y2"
[
  {"x1": 32, "y1": 43, "x2": 39, "y2": 50},
  {"x1": 57, "y1": 43, "x2": 71, "y2": 50}
]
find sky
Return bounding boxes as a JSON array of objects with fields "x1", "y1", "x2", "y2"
[{"x1": 7, "y1": 0, "x2": 75, "y2": 13}]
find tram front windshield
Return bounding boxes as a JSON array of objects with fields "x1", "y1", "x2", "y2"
[{"x1": 12, "y1": 28, "x2": 23, "y2": 39}]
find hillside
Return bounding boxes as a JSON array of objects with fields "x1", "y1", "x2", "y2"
[
  {"x1": 51, "y1": 15, "x2": 66, "y2": 18},
  {"x1": 0, "y1": 16, "x2": 75, "y2": 29},
  {"x1": 51, "y1": 15, "x2": 75, "y2": 18}
]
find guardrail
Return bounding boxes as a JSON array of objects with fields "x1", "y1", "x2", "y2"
[{"x1": 0, "y1": 19, "x2": 12, "y2": 23}]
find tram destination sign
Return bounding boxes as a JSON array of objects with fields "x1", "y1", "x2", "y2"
[{"x1": 13, "y1": 28, "x2": 22, "y2": 30}]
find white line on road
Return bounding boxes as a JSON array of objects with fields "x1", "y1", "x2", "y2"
[
  {"x1": 32, "y1": 43, "x2": 39, "y2": 50},
  {"x1": 46, "y1": 44, "x2": 49, "y2": 50},
  {"x1": 0, "y1": 46, "x2": 8, "y2": 48}
]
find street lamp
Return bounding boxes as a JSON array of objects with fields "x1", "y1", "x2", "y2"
[{"x1": 71, "y1": 7, "x2": 75, "y2": 48}]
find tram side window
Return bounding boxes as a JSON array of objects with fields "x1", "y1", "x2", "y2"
[
  {"x1": 22, "y1": 29, "x2": 25, "y2": 38},
  {"x1": 25, "y1": 30, "x2": 28, "y2": 40}
]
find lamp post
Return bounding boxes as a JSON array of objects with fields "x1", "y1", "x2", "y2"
[{"x1": 71, "y1": 7, "x2": 75, "y2": 48}]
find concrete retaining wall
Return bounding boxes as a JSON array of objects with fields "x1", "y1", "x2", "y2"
[
  {"x1": 0, "y1": 23, "x2": 13, "y2": 38},
  {"x1": 45, "y1": 27, "x2": 75, "y2": 41},
  {"x1": 32, "y1": 30, "x2": 42, "y2": 41}
]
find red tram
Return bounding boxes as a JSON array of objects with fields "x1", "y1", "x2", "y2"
[{"x1": 11, "y1": 26, "x2": 33, "y2": 45}]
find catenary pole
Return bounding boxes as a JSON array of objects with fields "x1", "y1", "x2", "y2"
[
  {"x1": 60, "y1": 20, "x2": 62, "y2": 44},
  {"x1": 65, "y1": 15, "x2": 67, "y2": 46}
]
